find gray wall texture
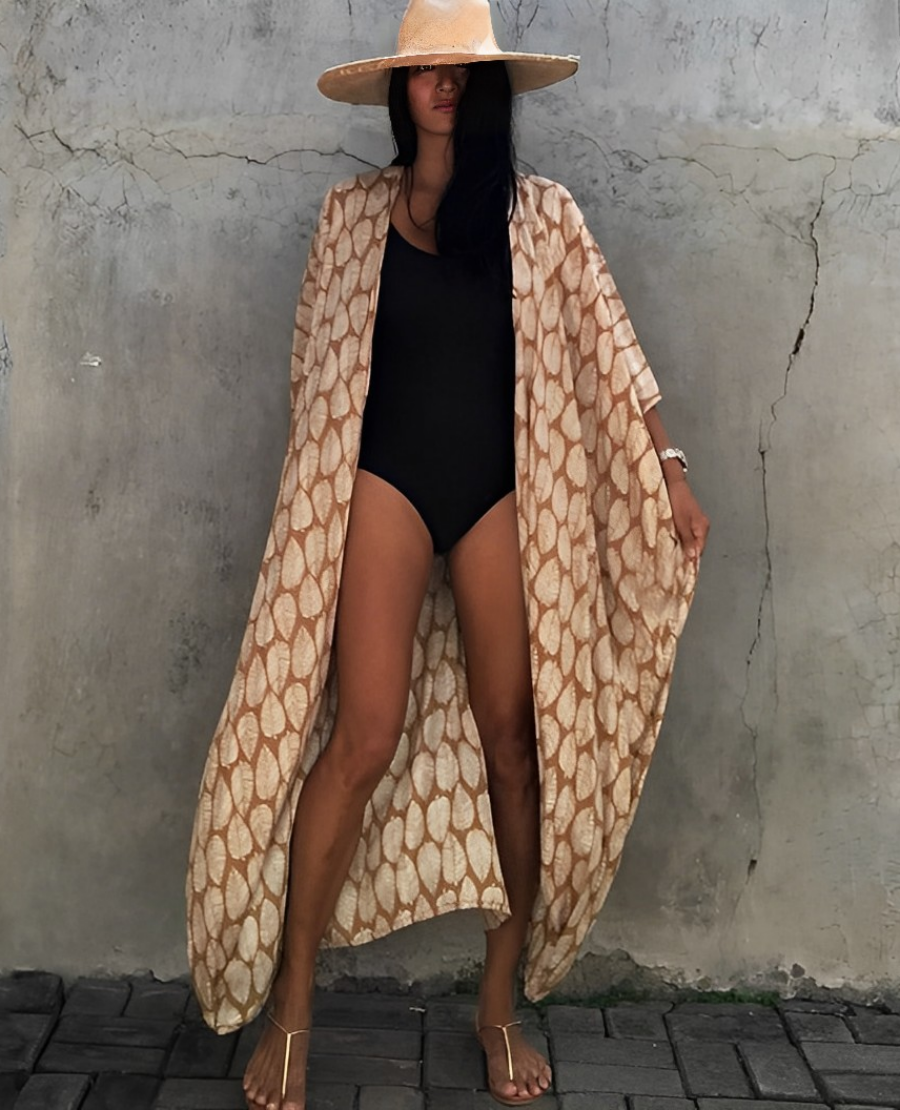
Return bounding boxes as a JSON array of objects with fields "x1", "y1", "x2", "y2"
[{"x1": 1, "y1": 0, "x2": 899, "y2": 999}]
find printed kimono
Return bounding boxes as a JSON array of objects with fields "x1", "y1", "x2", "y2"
[{"x1": 186, "y1": 164, "x2": 697, "y2": 1033}]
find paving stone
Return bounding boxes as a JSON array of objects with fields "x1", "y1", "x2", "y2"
[
  {"x1": 782, "y1": 1012, "x2": 854, "y2": 1043},
  {"x1": 630, "y1": 1099, "x2": 697, "y2": 1110},
  {"x1": 183, "y1": 993, "x2": 204, "y2": 1023},
  {"x1": 425, "y1": 999, "x2": 540, "y2": 1033},
  {"x1": 674, "y1": 1043, "x2": 753, "y2": 1099},
  {"x1": 153, "y1": 1077, "x2": 250, "y2": 1108},
  {"x1": 312, "y1": 1026, "x2": 421, "y2": 1060},
  {"x1": 309, "y1": 1052, "x2": 420, "y2": 1087},
  {"x1": 545, "y1": 1005, "x2": 607, "y2": 1037},
  {"x1": 0, "y1": 974, "x2": 62, "y2": 1016},
  {"x1": 696, "y1": 1101, "x2": 829, "y2": 1110},
  {"x1": 165, "y1": 1023, "x2": 238, "y2": 1078},
  {"x1": 553, "y1": 1035, "x2": 675, "y2": 1068},
  {"x1": 306, "y1": 1085, "x2": 357, "y2": 1110},
  {"x1": 358, "y1": 1086, "x2": 425, "y2": 1110},
  {"x1": 12, "y1": 1073, "x2": 90, "y2": 1109},
  {"x1": 81, "y1": 1073, "x2": 160, "y2": 1110},
  {"x1": 314, "y1": 992, "x2": 424, "y2": 1030},
  {"x1": 779, "y1": 999, "x2": 847, "y2": 1014},
  {"x1": 819, "y1": 1073, "x2": 900, "y2": 1104},
  {"x1": 558, "y1": 1096, "x2": 624, "y2": 1110},
  {"x1": 553, "y1": 1062, "x2": 685, "y2": 1096},
  {"x1": 0, "y1": 1073, "x2": 25, "y2": 1109},
  {"x1": 167, "y1": 1079, "x2": 357, "y2": 1110},
  {"x1": 605, "y1": 1007, "x2": 669, "y2": 1041},
  {"x1": 802, "y1": 1042, "x2": 900, "y2": 1073},
  {"x1": 51, "y1": 1015, "x2": 178, "y2": 1049},
  {"x1": 424, "y1": 1030, "x2": 487, "y2": 1088},
  {"x1": 739, "y1": 1041, "x2": 821, "y2": 1100},
  {"x1": 849, "y1": 1013, "x2": 900, "y2": 1045},
  {"x1": 427, "y1": 1094, "x2": 491, "y2": 1110},
  {"x1": 0, "y1": 1012, "x2": 55, "y2": 1072},
  {"x1": 673, "y1": 1003, "x2": 776, "y2": 1016},
  {"x1": 428, "y1": 1094, "x2": 559, "y2": 1110},
  {"x1": 615, "y1": 1003, "x2": 675, "y2": 1014},
  {"x1": 667, "y1": 1010, "x2": 786, "y2": 1044},
  {"x1": 124, "y1": 981, "x2": 189, "y2": 1022},
  {"x1": 37, "y1": 1042, "x2": 166, "y2": 1076},
  {"x1": 425, "y1": 999, "x2": 479, "y2": 1032},
  {"x1": 62, "y1": 981, "x2": 130, "y2": 1018}
]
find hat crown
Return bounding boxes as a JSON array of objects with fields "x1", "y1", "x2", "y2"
[
  {"x1": 396, "y1": 0, "x2": 501, "y2": 58},
  {"x1": 317, "y1": 0, "x2": 579, "y2": 105}
]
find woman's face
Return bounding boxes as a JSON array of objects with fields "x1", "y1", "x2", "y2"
[{"x1": 406, "y1": 63, "x2": 471, "y2": 137}]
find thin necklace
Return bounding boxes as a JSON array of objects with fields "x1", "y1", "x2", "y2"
[{"x1": 405, "y1": 166, "x2": 436, "y2": 231}]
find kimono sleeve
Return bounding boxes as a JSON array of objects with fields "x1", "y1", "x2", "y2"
[
  {"x1": 558, "y1": 187, "x2": 662, "y2": 413},
  {"x1": 290, "y1": 187, "x2": 334, "y2": 410}
]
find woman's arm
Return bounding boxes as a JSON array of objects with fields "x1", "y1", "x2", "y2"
[{"x1": 642, "y1": 405, "x2": 710, "y2": 562}]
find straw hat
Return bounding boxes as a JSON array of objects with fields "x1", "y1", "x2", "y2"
[{"x1": 317, "y1": 0, "x2": 579, "y2": 105}]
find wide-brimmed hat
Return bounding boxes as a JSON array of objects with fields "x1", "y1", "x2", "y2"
[{"x1": 317, "y1": 0, "x2": 579, "y2": 106}]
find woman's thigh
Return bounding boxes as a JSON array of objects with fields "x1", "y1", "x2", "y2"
[
  {"x1": 331, "y1": 469, "x2": 434, "y2": 744},
  {"x1": 447, "y1": 492, "x2": 535, "y2": 752}
]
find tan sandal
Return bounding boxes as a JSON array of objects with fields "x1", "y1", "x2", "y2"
[
  {"x1": 266, "y1": 1010, "x2": 310, "y2": 1103},
  {"x1": 476, "y1": 1020, "x2": 546, "y2": 1107}
]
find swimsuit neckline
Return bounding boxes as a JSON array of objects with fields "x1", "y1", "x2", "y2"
[{"x1": 388, "y1": 221, "x2": 442, "y2": 258}]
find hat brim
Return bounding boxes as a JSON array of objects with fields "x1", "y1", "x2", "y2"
[{"x1": 317, "y1": 52, "x2": 579, "y2": 105}]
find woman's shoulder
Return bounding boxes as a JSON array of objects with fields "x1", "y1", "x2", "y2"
[
  {"x1": 516, "y1": 172, "x2": 577, "y2": 205},
  {"x1": 515, "y1": 173, "x2": 584, "y2": 224},
  {"x1": 322, "y1": 165, "x2": 403, "y2": 206}
]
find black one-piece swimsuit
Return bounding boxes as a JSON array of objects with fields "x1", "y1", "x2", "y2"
[{"x1": 357, "y1": 223, "x2": 516, "y2": 555}]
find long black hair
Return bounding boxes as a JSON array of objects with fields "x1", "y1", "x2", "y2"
[{"x1": 388, "y1": 61, "x2": 518, "y2": 273}]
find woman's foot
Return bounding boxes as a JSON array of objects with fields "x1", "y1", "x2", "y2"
[
  {"x1": 243, "y1": 977, "x2": 313, "y2": 1110},
  {"x1": 477, "y1": 1002, "x2": 552, "y2": 1105}
]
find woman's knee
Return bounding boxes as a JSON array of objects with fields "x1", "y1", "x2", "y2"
[
  {"x1": 477, "y1": 707, "x2": 539, "y2": 789},
  {"x1": 322, "y1": 711, "x2": 406, "y2": 794}
]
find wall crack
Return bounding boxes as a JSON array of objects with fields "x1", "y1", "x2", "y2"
[
  {"x1": 735, "y1": 161, "x2": 834, "y2": 918},
  {"x1": 500, "y1": 0, "x2": 540, "y2": 50},
  {"x1": 766, "y1": 169, "x2": 830, "y2": 436},
  {"x1": 15, "y1": 123, "x2": 379, "y2": 174},
  {"x1": 600, "y1": 0, "x2": 612, "y2": 82}
]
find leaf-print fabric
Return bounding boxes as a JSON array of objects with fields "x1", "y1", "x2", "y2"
[{"x1": 186, "y1": 166, "x2": 696, "y2": 1034}]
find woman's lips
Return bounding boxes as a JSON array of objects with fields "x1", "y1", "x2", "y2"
[{"x1": 434, "y1": 103, "x2": 456, "y2": 111}]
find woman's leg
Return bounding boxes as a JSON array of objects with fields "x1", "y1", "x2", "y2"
[
  {"x1": 447, "y1": 492, "x2": 549, "y2": 1102},
  {"x1": 244, "y1": 471, "x2": 434, "y2": 1110}
]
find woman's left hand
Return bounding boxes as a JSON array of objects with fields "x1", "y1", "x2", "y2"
[{"x1": 666, "y1": 476, "x2": 710, "y2": 562}]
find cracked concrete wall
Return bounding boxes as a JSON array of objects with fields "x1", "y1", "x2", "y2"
[{"x1": 1, "y1": 0, "x2": 898, "y2": 997}]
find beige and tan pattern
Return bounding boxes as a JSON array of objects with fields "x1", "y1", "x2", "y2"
[{"x1": 186, "y1": 166, "x2": 697, "y2": 1034}]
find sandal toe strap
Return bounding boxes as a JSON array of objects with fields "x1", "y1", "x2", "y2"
[
  {"x1": 478, "y1": 1020, "x2": 523, "y2": 1081},
  {"x1": 265, "y1": 1010, "x2": 310, "y2": 1098}
]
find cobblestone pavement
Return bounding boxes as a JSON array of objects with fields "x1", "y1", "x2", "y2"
[{"x1": 2, "y1": 972, "x2": 900, "y2": 1109}]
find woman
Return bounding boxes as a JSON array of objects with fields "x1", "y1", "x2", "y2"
[{"x1": 187, "y1": 2, "x2": 708, "y2": 1108}]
